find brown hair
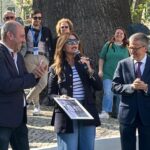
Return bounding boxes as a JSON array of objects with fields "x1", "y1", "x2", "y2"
[
  {"x1": 109, "y1": 27, "x2": 128, "y2": 47},
  {"x1": 31, "y1": 9, "x2": 42, "y2": 18},
  {"x1": 56, "y1": 18, "x2": 74, "y2": 36},
  {"x1": 52, "y1": 32, "x2": 82, "y2": 79}
]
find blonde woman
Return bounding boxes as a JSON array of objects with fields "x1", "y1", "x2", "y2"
[{"x1": 54, "y1": 18, "x2": 74, "y2": 51}]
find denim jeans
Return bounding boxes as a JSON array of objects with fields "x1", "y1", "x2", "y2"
[
  {"x1": 101, "y1": 79, "x2": 121, "y2": 113},
  {"x1": 57, "y1": 121, "x2": 96, "y2": 150},
  {"x1": 101, "y1": 79, "x2": 114, "y2": 112}
]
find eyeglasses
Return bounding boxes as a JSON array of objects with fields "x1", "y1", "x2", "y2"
[
  {"x1": 61, "y1": 26, "x2": 69, "y2": 29},
  {"x1": 5, "y1": 16, "x2": 15, "y2": 20},
  {"x1": 65, "y1": 39, "x2": 80, "y2": 45},
  {"x1": 33, "y1": 16, "x2": 42, "y2": 20},
  {"x1": 128, "y1": 46, "x2": 144, "y2": 51}
]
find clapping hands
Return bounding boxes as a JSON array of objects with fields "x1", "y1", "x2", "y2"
[
  {"x1": 33, "y1": 60, "x2": 48, "y2": 79},
  {"x1": 131, "y1": 78, "x2": 148, "y2": 91}
]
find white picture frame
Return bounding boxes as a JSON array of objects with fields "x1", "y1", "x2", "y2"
[{"x1": 54, "y1": 97, "x2": 94, "y2": 120}]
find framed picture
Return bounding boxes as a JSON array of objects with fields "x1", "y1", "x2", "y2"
[{"x1": 54, "y1": 97, "x2": 94, "y2": 120}]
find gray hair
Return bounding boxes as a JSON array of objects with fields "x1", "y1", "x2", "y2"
[
  {"x1": 129, "y1": 32, "x2": 149, "y2": 49},
  {"x1": 3, "y1": 10, "x2": 15, "y2": 19},
  {"x1": 1, "y1": 21, "x2": 22, "y2": 41}
]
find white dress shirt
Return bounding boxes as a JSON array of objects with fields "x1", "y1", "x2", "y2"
[{"x1": 133, "y1": 54, "x2": 147, "y2": 76}]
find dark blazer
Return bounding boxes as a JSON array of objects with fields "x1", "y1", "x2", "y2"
[
  {"x1": 48, "y1": 60, "x2": 102, "y2": 133},
  {"x1": 112, "y1": 56, "x2": 150, "y2": 125},
  {"x1": 0, "y1": 44, "x2": 38, "y2": 127}
]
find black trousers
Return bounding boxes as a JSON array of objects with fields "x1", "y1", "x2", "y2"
[
  {"x1": 120, "y1": 113, "x2": 150, "y2": 150},
  {"x1": 0, "y1": 123, "x2": 29, "y2": 150}
]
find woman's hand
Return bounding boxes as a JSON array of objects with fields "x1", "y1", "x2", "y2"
[
  {"x1": 80, "y1": 56, "x2": 93, "y2": 73},
  {"x1": 60, "y1": 95, "x2": 71, "y2": 100},
  {"x1": 98, "y1": 70, "x2": 103, "y2": 78}
]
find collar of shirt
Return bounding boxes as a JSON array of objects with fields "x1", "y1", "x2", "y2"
[
  {"x1": 131, "y1": 54, "x2": 147, "y2": 75},
  {"x1": 133, "y1": 54, "x2": 147, "y2": 65},
  {"x1": 0, "y1": 41, "x2": 17, "y2": 58}
]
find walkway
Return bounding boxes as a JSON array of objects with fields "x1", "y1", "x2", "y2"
[{"x1": 27, "y1": 105, "x2": 119, "y2": 149}]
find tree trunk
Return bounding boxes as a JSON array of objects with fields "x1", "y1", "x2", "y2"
[
  {"x1": 32, "y1": 0, "x2": 131, "y2": 108},
  {"x1": 33, "y1": 0, "x2": 131, "y2": 68},
  {"x1": 134, "y1": 0, "x2": 144, "y2": 9}
]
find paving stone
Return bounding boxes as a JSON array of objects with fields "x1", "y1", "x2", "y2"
[{"x1": 27, "y1": 106, "x2": 120, "y2": 149}]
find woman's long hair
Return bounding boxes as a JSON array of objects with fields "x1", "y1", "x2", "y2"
[
  {"x1": 109, "y1": 27, "x2": 128, "y2": 47},
  {"x1": 56, "y1": 18, "x2": 74, "y2": 36},
  {"x1": 52, "y1": 32, "x2": 83, "y2": 79}
]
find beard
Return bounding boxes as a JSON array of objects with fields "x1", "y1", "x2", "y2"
[{"x1": 13, "y1": 38, "x2": 23, "y2": 52}]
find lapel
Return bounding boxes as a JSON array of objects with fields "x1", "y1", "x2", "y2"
[
  {"x1": 1, "y1": 44, "x2": 19, "y2": 75},
  {"x1": 17, "y1": 54, "x2": 23, "y2": 75},
  {"x1": 127, "y1": 57, "x2": 136, "y2": 80},
  {"x1": 141, "y1": 56, "x2": 150, "y2": 81}
]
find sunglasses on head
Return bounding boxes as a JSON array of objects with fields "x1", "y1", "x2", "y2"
[
  {"x1": 33, "y1": 16, "x2": 42, "y2": 20},
  {"x1": 65, "y1": 39, "x2": 80, "y2": 45},
  {"x1": 5, "y1": 16, "x2": 15, "y2": 20},
  {"x1": 61, "y1": 26, "x2": 69, "y2": 29}
]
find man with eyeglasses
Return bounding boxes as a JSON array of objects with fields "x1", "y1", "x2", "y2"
[
  {"x1": 112, "y1": 32, "x2": 150, "y2": 150},
  {"x1": 0, "y1": 11, "x2": 16, "y2": 40},
  {"x1": 3, "y1": 10, "x2": 16, "y2": 22},
  {"x1": 22, "y1": 9, "x2": 54, "y2": 115}
]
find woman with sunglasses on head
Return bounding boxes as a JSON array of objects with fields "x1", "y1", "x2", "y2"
[
  {"x1": 98, "y1": 27, "x2": 129, "y2": 119},
  {"x1": 48, "y1": 32, "x2": 102, "y2": 150}
]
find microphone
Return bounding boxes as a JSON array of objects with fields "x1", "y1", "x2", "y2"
[
  {"x1": 74, "y1": 49, "x2": 82, "y2": 61},
  {"x1": 74, "y1": 49, "x2": 93, "y2": 62},
  {"x1": 74, "y1": 50, "x2": 93, "y2": 70}
]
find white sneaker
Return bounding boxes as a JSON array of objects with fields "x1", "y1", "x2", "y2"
[
  {"x1": 99, "y1": 111, "x2": 109, "y2": 119},
  {"x1": 33, "y1": 106, "x2": 40, "y2": 115}
]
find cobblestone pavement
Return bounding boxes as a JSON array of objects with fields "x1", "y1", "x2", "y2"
[{"x1": 27, "y1": 105, "x2": 119, "y2": 149}]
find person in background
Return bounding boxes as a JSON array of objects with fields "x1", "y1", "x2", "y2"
[
  {"x1": 98, "y1": 27, "x2": 129, "y2": 119},
  {"x1": 48, "y1": 32, "x2": 102, "y2": 150},
  {"x1": 112, "y1": 33, "x2": 150, "y2": 150},
  {"x1": 54, "y1": 18, "x2": 74, "y2": 50},
  {"x1": 0, "y1": 21, "x2": 47, "y2": 150},
  {"x1": 22, "y1": 9, "x2": 53, "y2": 115},
  {"x1": 3, "y1": 10, "x2": 16, "y2": 22},
  {"x1": 0, "y1": 11, "x2": 16, "y2": 40}
]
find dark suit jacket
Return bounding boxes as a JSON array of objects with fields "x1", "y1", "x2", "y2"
[
  {"x1": 112, "y1": 56, "x2": 150, "y2": 125},
  {"x1": 0, "y1": 43, "x2": 38, "y2": 127}
]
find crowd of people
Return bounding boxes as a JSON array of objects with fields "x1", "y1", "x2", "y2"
[{"x1": 0, "y1": 9, "x2": 149, "y2": 150}]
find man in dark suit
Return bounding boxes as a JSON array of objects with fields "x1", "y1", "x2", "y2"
[
  {"x1": 0, "y1": 21, "x2": 47, "y2": 150},
  {"x1": 112, "y1": 32, "x2": 150, "y2": 150}
]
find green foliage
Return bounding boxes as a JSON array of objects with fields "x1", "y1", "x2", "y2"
[
  {"x1": 130, "y1": 0, "x2": 150, "y2": 23},
  {"x1": 12, "y1": 0, "x2": 32, "y2": 19}
]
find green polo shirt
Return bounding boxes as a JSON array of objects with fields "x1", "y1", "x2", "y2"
[{"x1": 98, "y1": 42, "x2": 129, "y2": 80}]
